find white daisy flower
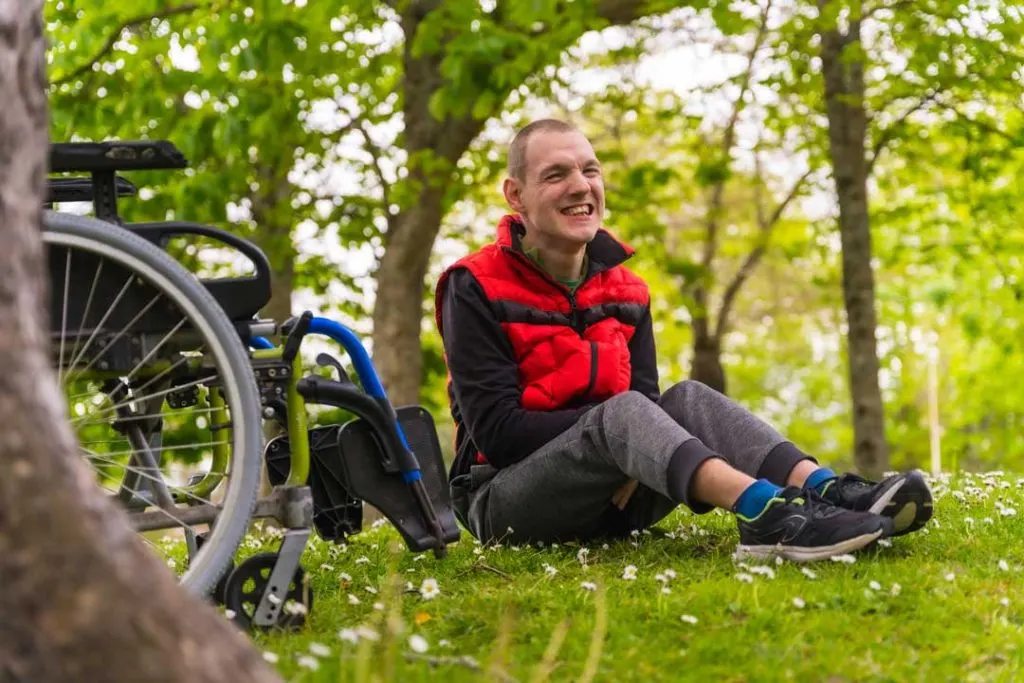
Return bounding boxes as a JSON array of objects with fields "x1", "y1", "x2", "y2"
[
  {"x1": 262, "y1": 651, "x2": 279, "y2": 664},
  {"x1": 348, "y1": 593, "x2": 361, "y2": 604},
  {"x1": 681, "y1": 614, "x2": 698, "y2": 624},
  {"x1": 543, "y1": 563, "x2": 558, "y2": 578},
  {"x1": 830, "y1": 554, "x2": 856, "y2": 564},
  {"x1": 998, "y1": 559, "x2": 1010, "y2": 571},
  {"x1": 735, "y1": 573, "x2": 754, "y2": 584},
  {"x1": 408, "y1": 634, "x2": 429, "y2": 654},
  {"x1": 869, "y1": 580, "x2": 881, "y2": 591},
  {"x1": 792, "y1": 597, "x2": 806, "y2": 609},
  {"x1": 297, "y1": 655, "x2": 319, "y2": 670},
  {"x1": 339, "y1": 628, "x2": 359, "y2": 644},
  {"x1": 420, "y1": 577, "x2": 440, "y2": 600},
  {"x1": 356, "y1": 625, "x2": 381, "y2": 641},
  {"x1": 308, "y1": 642, "x2": 331, "y2": 657},
  {"x1": 801, "y1": 567, "x2": 818, "y2": 580},
  {"x1": 622, "y1": 565, "x2": 638, "y2": 580},
  {"x1": 355, "y1": 556, "x2": 370, "y2": 564},
  {"x1": 580, "y1": 581, "x2": 597, "y2": 591}
]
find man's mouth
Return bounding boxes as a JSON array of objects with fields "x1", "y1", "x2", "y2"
[{"x1": 561, "y1": 203, "x2": 594, "y2": 216}]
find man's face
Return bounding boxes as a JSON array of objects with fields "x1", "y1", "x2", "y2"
[{"x1": 503, "y1": 129, "x2": 605, "y2": 249}]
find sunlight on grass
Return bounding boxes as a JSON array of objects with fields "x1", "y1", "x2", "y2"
[{"x1": 196, "y1": 471, "x2": 1023, "y2": 681}]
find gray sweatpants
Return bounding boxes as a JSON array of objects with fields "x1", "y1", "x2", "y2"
[{"x1": 452, "y1": 380, "x2": 812, "y2": 545}]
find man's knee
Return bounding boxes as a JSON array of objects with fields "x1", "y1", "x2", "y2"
[
  {"x1": 603, "y1": 390, "x2": 656, "y2": 414},
  {"x1": 661, "y1": 379, "x2": 711, "y2": 404}
]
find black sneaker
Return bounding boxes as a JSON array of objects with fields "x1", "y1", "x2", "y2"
[
  {"x1": 818, "y1": 470, "x2": 933, "y2": 537},
  {"x1": 735, "y1": 487, "x2": 893, "y2": 562}
]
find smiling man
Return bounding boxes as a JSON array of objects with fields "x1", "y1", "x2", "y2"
[{"x1": 433, "y1": 118, "x2": 932, "y2": 562}]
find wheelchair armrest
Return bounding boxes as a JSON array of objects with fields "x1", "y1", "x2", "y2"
[
  {"x1": 128, "y1": 222, "x2": 273, "y2": 321},
  {"x1": 128, "y1": 222, "x2": 269, "y2": 281}
]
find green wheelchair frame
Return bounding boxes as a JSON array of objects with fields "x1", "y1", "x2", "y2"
[{"x1": 45, "y1": 139, "x2": 460, "y2": 631}]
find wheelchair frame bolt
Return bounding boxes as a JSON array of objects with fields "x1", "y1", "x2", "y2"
[{"x1": 262, "y1": 406, "x2": 275, "y2": 419}]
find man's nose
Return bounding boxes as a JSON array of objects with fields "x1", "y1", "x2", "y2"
[{"x1": 567, "y1": 169, "x2": 590, "y2": 195}]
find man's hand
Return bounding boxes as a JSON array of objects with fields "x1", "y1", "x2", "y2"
[{"x1": 611, "y1": 479, "x2": 640, "y2": 510}]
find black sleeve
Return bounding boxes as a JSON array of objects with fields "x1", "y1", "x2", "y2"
[
  {"x1": 628, "y1": 304, "x2": 661, "y2": 402},
  {"x1": 440, "y1": 269, "x2": 592, "y2": 468}
]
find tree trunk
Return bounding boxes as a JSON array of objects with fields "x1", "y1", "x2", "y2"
[
  {"x1": 690, "y1": 334, "x2": 727, "y2": 395},
  {"x1": 250, "y1": 168, "x2": 295, "y2": 327},
  {"x1": 0, "y1": 4, "x2": 280, "y2": 680},
  {"x1": 818, "y1": 2, "x2": 889, "y2": 478},
  {"x1": 371, "y1": 195, "x2": 447, "y2": 406}
]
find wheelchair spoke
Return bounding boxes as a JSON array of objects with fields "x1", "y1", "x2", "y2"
[
  {"x1": 71, "y1": 374, "x2": 217, "y2": 427},
  {"x1": 57, "y1": 249, "x2": 72, "y2": 385},
  {"x1": 62, "y1": 258, "x2": 104, "y2": 386},
  {"x1": 84, "y1": 451, "x2": 229, "y2": 511},
  {"x1": 65, "y1": 272, "x2": 135, "y2": 377},
  {"x1": 80, "y1": 437, "x2": 231, "y2": 464},
  {"x1": 62, "y1": 292, "x2": 165, "y2": 383}
]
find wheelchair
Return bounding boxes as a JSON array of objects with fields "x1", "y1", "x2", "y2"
[{"x1": 43, "y1": 139, "x2": 460, "y2": 631}]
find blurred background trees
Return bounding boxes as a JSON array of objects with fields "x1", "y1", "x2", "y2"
[{"x1": 45, "y1": 0, "x2": 1024, "y2": 476}]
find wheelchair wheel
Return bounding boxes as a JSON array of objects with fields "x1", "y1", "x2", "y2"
[{"x1": 42, "y1": 210, "x2": 263, "y2": 598}]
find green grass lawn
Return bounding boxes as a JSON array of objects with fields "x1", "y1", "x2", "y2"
[{"x1": 240, "y1": 471, "x2": 1023, "y2": 682}]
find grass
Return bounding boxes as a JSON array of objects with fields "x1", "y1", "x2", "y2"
[{"x1": 227, "y1": 471, "x2": 1023, "y2": 682}]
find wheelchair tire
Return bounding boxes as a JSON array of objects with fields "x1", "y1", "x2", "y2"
[{"x1": 42, "y1": 210, "x2": 263, "y2": 599}]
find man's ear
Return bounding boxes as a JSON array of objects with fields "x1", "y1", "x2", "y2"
[{"x1": 503, "y1": 177, "x2": 525, "y2": 213}]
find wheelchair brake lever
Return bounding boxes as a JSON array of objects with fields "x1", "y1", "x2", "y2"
[{"x1": 315, "y1": 352, "x2": 353, "y2": 385}]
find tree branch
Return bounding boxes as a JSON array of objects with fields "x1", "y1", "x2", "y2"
[
  {"x1": 866, "y1": 90, "x2": 938, "y2": 174},
  {"x1": 357, "y1": 120, "x2": 395, "y2": 230},
  {"x1": 714, "y1": 167, "x2": 811, "y2": 340},
  {"x1": 935, "y1": 98, "x2": 1018, "y2": 141},
  {"x1": 701, "y1": 0, "x2": 772, "y2": 273},
  {"x1": 50, "y1": 3, "x2": 211, "y2": 87}
]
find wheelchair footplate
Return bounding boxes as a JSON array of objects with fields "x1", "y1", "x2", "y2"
[{"x1": 264, "y1": 404, "x2": 460, "y2": 556}]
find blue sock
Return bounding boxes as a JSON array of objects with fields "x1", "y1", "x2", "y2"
[
  {"x1": 805, "y1": 467, "x2": 837, "y2": 492},
  {"x1": 733, "y1": 479, "x2": 784, "y2": 519}
]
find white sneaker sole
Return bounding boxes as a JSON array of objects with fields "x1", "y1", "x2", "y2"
[
  {"x1": 734, "y1": 528, "x2": 885, "y2": 563},
  {"x1": 868, "y1": 476, "x2": 908, "y2": 515}
]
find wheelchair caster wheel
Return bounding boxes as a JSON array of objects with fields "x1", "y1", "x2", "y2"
[{"x1": 223, "y1": 553, "x2": 313, "y2": 631}]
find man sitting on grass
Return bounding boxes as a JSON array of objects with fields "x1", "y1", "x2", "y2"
[{"x1": 433, "y1": 118, "x2": 932, "y2": 562}]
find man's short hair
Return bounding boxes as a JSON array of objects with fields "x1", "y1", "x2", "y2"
[{"x1": 507, "y1": 118, "x2": 579, "y2": 181}]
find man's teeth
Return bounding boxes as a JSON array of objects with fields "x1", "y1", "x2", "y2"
[{"x1": 563, "y1": 205, "x2": 590, "y2": 216}]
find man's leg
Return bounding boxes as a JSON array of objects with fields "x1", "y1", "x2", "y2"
[
  {"x1": 462, "y1": 390, "x2": 893, "y2": 560},
  {"x1": 463, "y1": 390, "x2": 717, "y2": 545},
  {"x1": 656, "y1": 380, "x2": 932, "y2": 536}
]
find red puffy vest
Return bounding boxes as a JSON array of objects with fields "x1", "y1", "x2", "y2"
[{"x1": 434, "y1": 215, "x2": 650, "y2": 415}]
